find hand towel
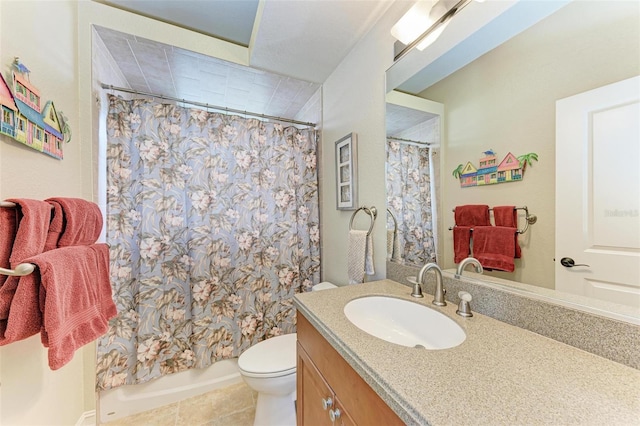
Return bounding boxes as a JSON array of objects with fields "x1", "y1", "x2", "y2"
[
  {"x1": 24, "y1": 243, "x2": 116, "y2": 369},
  {"x1": 44, "y1": 198, "x2": 103, "y2": 248},
  {"x1": 454, "y1": 205, "x2": 491, "y2": 226},
  {"x1": 348, "y1": 230, "x2": 371, "y2": 284},
  {"x1": 453, "y1": 226, "x2": 472, "y2": 264},
  {"x1": 472, "y1": 226, "x2": 517, "y2": 272},
  {"x1": 386, "y1": 229, "x2": 394, "y2": 260},
  {"x1": 0, "y1": 199, "x2": 51, "y2": 344},
  {"x1": 365, "y1": 232, "x2": 375, "y2": 277},
  {"x1": 0, "y1": 207, "x2": 18, "y2": 287},
  {"x1": 492, "y1": 206, "x2": 521, "y2": 258},
  {"x1": 392, "y1": 230, "x2": 402, "y2": 261}
]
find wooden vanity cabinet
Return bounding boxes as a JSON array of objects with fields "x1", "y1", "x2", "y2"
[{"x1": 296, "y1": 313, "x2": 403, "y2": 426}]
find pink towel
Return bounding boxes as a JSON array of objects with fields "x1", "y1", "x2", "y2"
[
  {"x1": 24, "y1": 244, "x2": 116, "y2": 369},
  {"x1": 44, "y1": 201, "x2": 64, "y2": 251},
  {"x1": 0, "y1": 207, "x2": 18, "y2": 286},
  {"x1": 453, "y1": 226, "x2": 472, "y2": 263},
  {"x1": 472, "y1": 226, "x2": 517, "y2": 272},
  {"x1": 454, "y1": 205, "x2": 490, "y2": 226},
  {"x1": 44, "y1": 198, "x2": 103, "y2": 248},
  {"x1": 493, "y1": 206, "x2": 521, "y2": 258},
  {"x1": 0, "y1": 199, "x2": 51, "y2": 344}
]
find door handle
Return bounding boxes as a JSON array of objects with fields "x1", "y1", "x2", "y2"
[{"x1": 560, "y1": 257, "x2": 590, "y2": 268}]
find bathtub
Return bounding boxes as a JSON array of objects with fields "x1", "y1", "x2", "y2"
[{"x1": 98, "y1": 359, "x2": 242, "y2": 423}]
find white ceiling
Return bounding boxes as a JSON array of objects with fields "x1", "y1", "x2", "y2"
[
  {"x1": 95, "y1": 26, "x2": 321, "y2": 120},
  {"x1": 385, "y1": 103, "x2": 437, "y2": 137},
  {"x1": 99, "y1": 0, "x2": 260, "y2": 47},
  {"x1": 93, "y1": 0, "x2": 396, "y2": 121},
  {"x1": 250, "y1": 0, "x2": 393, "y2": 83}
]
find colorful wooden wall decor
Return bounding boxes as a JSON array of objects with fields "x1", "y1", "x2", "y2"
[
  {"x1": 0, "y1": 58, "x2": 70, "y2": 160},
  {"x1": 452, "y1": 149, "x2": 538, "y2": 188}
]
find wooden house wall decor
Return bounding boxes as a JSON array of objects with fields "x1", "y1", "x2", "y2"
[
  {"x1": 0, "y1": 73, "x2": 17, "y2": 138},
  {"x1": 453, "y1": 149, "x2": 538, "y2": 188},
  {"x1": 0, "y1": 60, "x2": 70, "y2": 160}
]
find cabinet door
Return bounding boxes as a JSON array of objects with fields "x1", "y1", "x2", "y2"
[
  {"x1": 297, "y1": 342, "x2": 334, "y2": 426},
  {"x1": 297, "y1": 313, "x2": 404, "y2": 426},
  {"x1": 332, "y1": 397, "x2": 356, "y2": 426}
]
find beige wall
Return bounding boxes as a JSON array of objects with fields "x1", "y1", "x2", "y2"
[
  {"x1": 320, "y1": 2, "x2": 413, "y2": 285},
  {"x1": 0, "y1": 1, "x2": 87, "y2": 424},
  {"x1": 0, "y1": 1, "x2": 250, "y2": 424},
  {"x1": 419, "y1": 0, "x2": 640, "y2": 288}
]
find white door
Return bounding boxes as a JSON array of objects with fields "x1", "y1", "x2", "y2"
[{"x1": 556, "y1": 76, "x2": 640, "y2": 308}]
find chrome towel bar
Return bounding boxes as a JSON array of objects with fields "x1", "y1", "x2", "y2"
[
  {"x1": 448, "y1": 206, "x2": 537, "y2": 234},
  {"x1": 0, "y1": 263, "x2": 36, "y2": 276}
]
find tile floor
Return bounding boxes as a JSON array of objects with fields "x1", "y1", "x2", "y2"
[{"x1": 102, "y1": 382, "x2": 257, "y2": 426}]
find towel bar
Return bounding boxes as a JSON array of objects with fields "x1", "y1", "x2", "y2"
[
  {"x1": 0, "y1": 263, "x2": 36, "y2": 276},
  {"x1": 448, "y1": 206, "x2": 537, "y2": 234},
  {"x1": 349, "y1": 206, "x2": 377, "y2": 236},
  {"x1": 1, "y1": 201, "x2": 54, "y2": 209}
]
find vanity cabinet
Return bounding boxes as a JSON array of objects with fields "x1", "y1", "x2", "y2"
[{"x1": 296, "y1": 313, "x2": 402, "y2": 426}]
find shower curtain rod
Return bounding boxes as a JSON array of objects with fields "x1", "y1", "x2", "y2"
[
  {"x1": 100, "y1": 84, "x2": 317, "y2": 128},
  {"x1": 387, "y1": 136, "x2": 434, "y2": 146}
]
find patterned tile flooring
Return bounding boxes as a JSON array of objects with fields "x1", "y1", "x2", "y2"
[{"x1": 102, "y1": 382, "x2": 256, "y2": 426}]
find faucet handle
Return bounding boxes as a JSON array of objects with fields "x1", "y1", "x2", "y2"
[
  {"x1": 411, "y1": 282, "x2": 424, "y2": 298},
  {"x1": 456, "y1": 291, "x2": 473, "y2": 317}
]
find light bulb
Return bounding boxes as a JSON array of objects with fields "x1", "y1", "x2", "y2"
[
  {"x1": 391, "y1": 1, "x2": 437, "y2": 45},
  {"x1": 416, "y1": 17, "x2": 451, "y2": 50}
]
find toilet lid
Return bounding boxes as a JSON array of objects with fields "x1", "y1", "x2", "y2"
[{"x1": 238, "y1": 333, "x2": 297, "y2": 376}]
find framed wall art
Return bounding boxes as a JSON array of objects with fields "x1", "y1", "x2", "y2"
[{"x1": 335, "y1": 133, "x2": 357, "y2": 210}]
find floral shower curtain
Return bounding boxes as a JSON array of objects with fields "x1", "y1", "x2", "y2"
[
  {"x1": 386, "y1": 139, "x2": 436, "y2": 266},
  {"x1": 96, "y1": 96, "x2": 320, "y2": 391}
]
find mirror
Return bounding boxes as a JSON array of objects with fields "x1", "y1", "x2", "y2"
[
  {"x1": 385, "y1": 0, "x2": 640, "y2": 320},
  {"x1": 385, "y1": 91, "x2": 443, "y2": 267}
]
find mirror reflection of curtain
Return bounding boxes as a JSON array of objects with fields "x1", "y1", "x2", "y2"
[
  {"x1": 96, "y1": 95, "x2": 320, "y2": 390},
  {"x1": 386, "y1": 139, "x2": 436, "y2": 266}
]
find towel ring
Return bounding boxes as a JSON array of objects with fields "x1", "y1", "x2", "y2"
[
  {"x1": 386, "y1": 208, "x2": 398, "y2": 233},
  {"x1": 349, "y1": 206, "x2": 377, "y2": 236}
]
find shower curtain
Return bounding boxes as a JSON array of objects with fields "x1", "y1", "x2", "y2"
[
  {"x1": 96, "y1": 95, "x2": 320, "y2": 391},
  {"x1": 386, "y1": 139, "x2": 436, "y2": 266}
]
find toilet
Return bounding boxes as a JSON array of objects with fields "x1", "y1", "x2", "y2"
[{"x1": 238, "y1": 282, "x2": 337, "y2": 426}]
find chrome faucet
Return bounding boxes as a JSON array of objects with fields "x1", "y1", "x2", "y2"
[
  {"x1": 455, "y1": 257, "x2": 484, "y2": 279},
  {"x1": 412, "y1": 263, "x2": 446, "y2": 306}
]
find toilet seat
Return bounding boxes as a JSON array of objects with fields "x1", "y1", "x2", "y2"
[{"x1": 238, "y1": 333, "x2": 297, "y2": 378}]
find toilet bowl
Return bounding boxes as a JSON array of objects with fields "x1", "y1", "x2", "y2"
[{"x1": 238, "y1": 282, "x2": 337, "y2": 426}]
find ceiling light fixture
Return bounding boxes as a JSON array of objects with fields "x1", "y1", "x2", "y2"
[{"x1": 393, "y1": 0, "x2": 476, "y2": 61}]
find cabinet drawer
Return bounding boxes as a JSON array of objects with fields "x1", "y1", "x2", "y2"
[{"x1": 297, "y1": 312, "x2": 403, "y2": 425}]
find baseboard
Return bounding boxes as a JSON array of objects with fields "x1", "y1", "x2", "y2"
[{"x1": 75, "y1": 410, "x2": 96, "y2": 426}]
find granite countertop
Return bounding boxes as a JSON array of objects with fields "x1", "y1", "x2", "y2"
[{"x1": 293, "y1": 280, "x2": 640, "y2": 425}]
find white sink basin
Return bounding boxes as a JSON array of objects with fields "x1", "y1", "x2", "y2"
[{"x1": 343, "y1": 296, "x2": 466, "y2": 349}]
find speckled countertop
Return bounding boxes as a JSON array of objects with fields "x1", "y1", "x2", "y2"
[{"x1": 294, "y1": 280, "x2": 640, "y2": 425}]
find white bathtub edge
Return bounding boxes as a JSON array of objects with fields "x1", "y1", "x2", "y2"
[{"x1": 98, "y1": 359, "x2": 241, "y2": 423}]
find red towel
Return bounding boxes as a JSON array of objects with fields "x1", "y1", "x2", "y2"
[
  {"x1": 0, "y1": 199, "x2": 51, "y2": 344},
  {"x1": 0, "y1": 207, "x2": 18, "y2": 286},
  {"x1": 44, "y1": 201, "x2": 64, "y2": 251},
  {"x1": 493, "y1": 206, "x2": 521, "y2": 258},
  {"x1": 453, "y1": 226, "x2": 472, "y2": 263},
  {"x1": 44, "y1": 198, "x2": 103, "y2": 248},
  {"x1": 472, "y1": 226, "x2": 517, "y2": 272},
  {"x1": 454, "y1": 205, "x2": 490, "y2": 226},
  {"x1": 24, "y1": 244, "x2": 116, "y2": 369}
]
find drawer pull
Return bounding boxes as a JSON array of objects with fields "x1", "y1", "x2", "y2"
[
  {"x1": 322, "y1": 397, "x2": 333, "y2": 410},
  {"x1": 329, "y1": 408, "x2": 341, "y2": 422}
]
